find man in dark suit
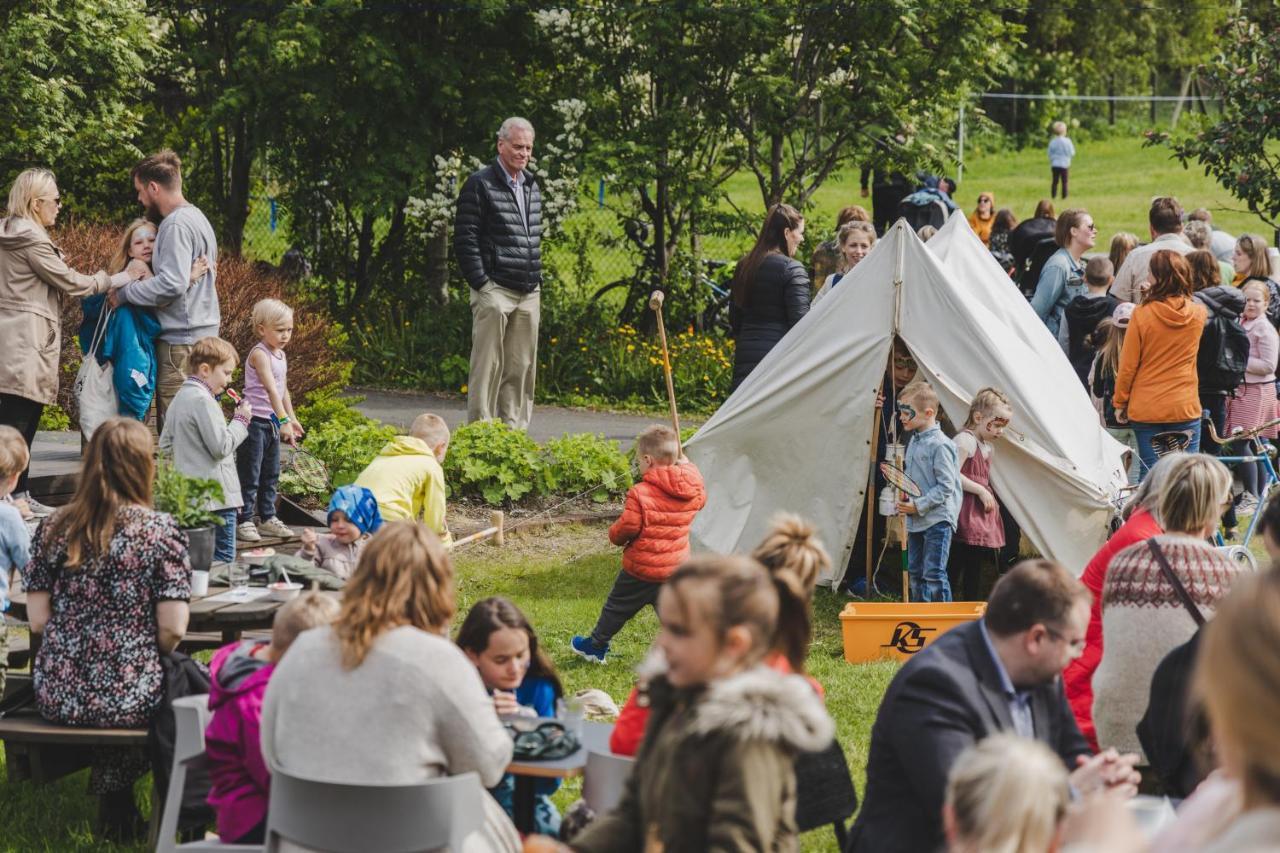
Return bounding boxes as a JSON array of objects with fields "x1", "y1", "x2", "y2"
[{"x1": 848, "y1": 560, "x2": 1140, "y2": 853}]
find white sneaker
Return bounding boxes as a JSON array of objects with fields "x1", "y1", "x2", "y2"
[
  {"x1": 17, "y1": 494, "x2": 55, "y2": 517},
  {"x1": 238, "y1": 521, "x2": 262, "y2": 542},
  {"x1": 1236, "y1": 493, "x2": 1260, "y2": 516},
  {"x1": 257, "y1": 517, "x2": 294, "y2": 539}
]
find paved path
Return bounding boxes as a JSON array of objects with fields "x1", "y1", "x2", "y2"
[{"x1": 29, "y1": 388, "x2": 690, "y2": 481}]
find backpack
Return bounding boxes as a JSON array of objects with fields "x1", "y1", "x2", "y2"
[
  {"x1": 1019, "y1": 236, "x2": 1059, "y2": 297},
  {"x1": 148, "y1": 651, "x2": 214, "y2": 833},
  {"x1": 1197, "y1": 313, "x2": 1250, "y2": 396}
]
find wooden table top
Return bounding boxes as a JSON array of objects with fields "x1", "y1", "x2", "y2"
[{"x1": 506, "y1": 719, "x2": 615, "y2": 779}]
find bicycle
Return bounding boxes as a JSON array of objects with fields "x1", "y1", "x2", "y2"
[{"x1": 1202, "y1": 410, "x2": 1280, "y2": 554}]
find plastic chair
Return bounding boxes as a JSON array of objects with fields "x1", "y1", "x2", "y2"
[
  {"x1": 156, "y1": 695, "x2": 262, "y2": 852},
  {"x1": 582, "y1": 749, "x2": 635, "y2": 815},
  {"x1": 263, "y1": 770, "x2": 486, "y2": 853}
]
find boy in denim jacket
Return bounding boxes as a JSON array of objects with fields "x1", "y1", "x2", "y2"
[{"x1": 896, "y1": 382, "x2": 961, "y2": 602}]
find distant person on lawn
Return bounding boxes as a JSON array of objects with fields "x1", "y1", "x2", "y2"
[
  {"x1": 455, "y1": 117, "x2": 543, "y2": 430},
  {"x1": 571, "y1": 425, "x2": 705, "y2": 664},
  {"x1": 354, "y1": 413, "x2": 452, "y2": 546},
  {"x1": 110, "y1": 150, "x2": 217, "y2": 433}
]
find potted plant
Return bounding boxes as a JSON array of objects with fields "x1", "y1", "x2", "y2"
[{"x1": 153, "y1": 459, "x2": 226, "y2": 574}]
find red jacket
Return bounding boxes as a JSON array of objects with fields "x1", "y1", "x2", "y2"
[
  {"x1": 609, "y1": 461, "x2": 706, "y2": 583},
  {"x1": 1062, "y1": 507, "x2": 1163, "y2": 751},
  {"x1": 610, "y1": 652, "x2": 824, "y2": 756}
]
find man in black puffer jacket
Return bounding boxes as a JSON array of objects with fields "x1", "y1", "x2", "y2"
[{"x1": 454, "y1": 117, "x2": 543, "y2": 429}]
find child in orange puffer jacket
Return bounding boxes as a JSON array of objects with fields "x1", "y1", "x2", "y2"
[{"x1": 571, "y1": 425, "x2": 706, "y2": 664}]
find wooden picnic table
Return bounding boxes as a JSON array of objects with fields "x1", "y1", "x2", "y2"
[{"x1": 507, "y1": 719, "x2": 615, "y2": 833}]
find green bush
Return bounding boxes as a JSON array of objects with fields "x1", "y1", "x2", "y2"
[
  {"x1": 281, "y1": 390, "x2": 397, "y2": 501},
  {"x1": 153, "y1": 460, "x2": 226, "y2": 529},
  {"x1": 444, "y1": 419, "x2": 555, "y2": 505},
  {"x1": 543, "y1": 432, "x2": 632, "y2": 503},
  {"x1": 38, "y1": 405, "x2": 71, "y2": 431}
]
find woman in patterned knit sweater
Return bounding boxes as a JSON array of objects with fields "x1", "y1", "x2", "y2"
[{"x1": 1093, "y1": 454, "x2": 1245, "y2": 760}]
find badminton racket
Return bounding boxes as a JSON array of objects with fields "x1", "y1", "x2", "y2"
[
  {"x1": 280, "y1": 445, "x2": 331, "y2": 497},
  {"x1": 879, "y1": 461, "x2": 923, "y2": 498}
]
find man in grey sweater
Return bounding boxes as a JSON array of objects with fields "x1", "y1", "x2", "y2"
[{"x1": 110, "y1": 149, "x2": 218, "y2": 430}]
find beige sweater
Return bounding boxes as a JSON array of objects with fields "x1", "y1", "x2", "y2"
[{"x1": 261, "y1": 625, "x2": 517, "y2": 851}]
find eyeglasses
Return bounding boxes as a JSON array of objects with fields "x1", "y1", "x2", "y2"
[
  {"x1": 1044, "y1": 626, "x2": 1085, "y2": 653},
  {"x1": 893, "y1": 357, "x2": 917, "y2": 370},
  {"x1": 1084, "y1": 223, "x2": 1098, "y2": 231}
]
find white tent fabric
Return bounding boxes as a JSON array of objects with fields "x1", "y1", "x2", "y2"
[{"x1": 687, "y1": 215, "x2": 1128, "y2": 587}]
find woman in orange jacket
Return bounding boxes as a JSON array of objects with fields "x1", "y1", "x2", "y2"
[
  {"x1": 967, "y1": 192, "x2": 996, "y2": 245},
  {"x1": 1113, "y1": 250, "x2": 1207, "y2": 478}
]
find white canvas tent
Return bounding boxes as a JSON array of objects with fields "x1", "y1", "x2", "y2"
[{"x1": 687, "y1": 214, "x2": 1129, "y2": 587}]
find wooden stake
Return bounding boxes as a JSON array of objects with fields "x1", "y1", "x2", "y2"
[
  {"x1": 649, "y1": 290, "x2": 682, "y2": 456},
  {"x1": 492, "y1": 510, "x2": 505, "y2": 547},
  {"x1": 865, "y1": 401, "x2": 881, "y2": 596}
]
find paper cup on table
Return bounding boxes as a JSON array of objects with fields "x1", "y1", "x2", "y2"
[{"x1": 191, "y1": 570, "x2": 210, "y2": 597}]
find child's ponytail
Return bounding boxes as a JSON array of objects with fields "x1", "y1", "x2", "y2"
[{"x1": 751, "y1": 514, "x2": 830, "y2": 673}]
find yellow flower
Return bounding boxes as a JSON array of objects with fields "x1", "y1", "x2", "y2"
[
  {"x1": 460, "y1": 384, "x2": 468, "y2": 393},
  {"x1": 626, "y1": 344, "x2": 635, "y2": 352},
  {"x1": 551, "y1": 337, "x2": 558, "y2": 344}
]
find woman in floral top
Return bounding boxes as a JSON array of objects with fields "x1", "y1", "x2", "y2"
[{"x1": 25, "y1": 417, "x2": 190, "y2": 840}]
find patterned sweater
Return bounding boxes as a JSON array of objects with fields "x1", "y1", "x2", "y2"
[{"x1": 1092, "y1": 535, "x2": 1242, "y2": 758}]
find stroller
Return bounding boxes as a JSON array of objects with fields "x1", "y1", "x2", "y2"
[{"x1": 896, "y1": 175, "x2": 957, "y2": 233}]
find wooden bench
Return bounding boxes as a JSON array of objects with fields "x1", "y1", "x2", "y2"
[{"x1": 0, "y1": 715, "x2": 147, "y2": 785}]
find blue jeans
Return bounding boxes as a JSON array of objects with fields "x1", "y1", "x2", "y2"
[
  {"x1": 1131, "y1": 418, "x2": 1201, "y2": 480},
  {"x1": 214, "y1": 508, "x2": 237, "y2": 563},
  {"x1": 236, "y1": 417, "x2": 280, "y2": 523},
  {"x1": 907, "y1": 523, "x2": 953, "y2": 602}
]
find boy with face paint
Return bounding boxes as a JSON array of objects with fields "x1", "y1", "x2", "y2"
[{"x1": 896, "y1": 381, "x2": 961, "y2": 602}]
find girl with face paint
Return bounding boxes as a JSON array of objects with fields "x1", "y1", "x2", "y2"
[{"x1": 947, "y1": 387, "x2": 1014, "y2": 601}]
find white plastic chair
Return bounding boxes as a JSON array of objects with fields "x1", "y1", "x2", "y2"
[
  {"x1": 155, "y1": 694, "x2": 262, "y2": 852},
  {"x1": 263, "y1": 770, "x2": 486, "y2": 853},
  {"x1": 582, "y1": 749, "x2": 635, "y2": 815}
]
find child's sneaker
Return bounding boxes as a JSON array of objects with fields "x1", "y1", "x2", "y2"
[
  {"x1": 570, "y1": 635, "x2": 609, "y2": 664},
  {"x1": 237, "y1": 521, "x2": 262, "y2": 542},
  {"x1": 257, "y1": 517, "x2": 294, "y2": 538}
]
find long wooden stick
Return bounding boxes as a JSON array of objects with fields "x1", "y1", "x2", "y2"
[
  {"x1": 649, "y1": 290, "x2": 682, "y2": 456},
  {"x1": 866, "y1": 401, "x2": 881, "y2": 596}
]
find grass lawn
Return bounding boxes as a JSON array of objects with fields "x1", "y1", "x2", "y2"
[
  {"x1": 666, "y1": 133, "x2": 1277, "y2": 265},
  {"x1": 0, "y1": 522, "x2": 895, "y2": 853}
]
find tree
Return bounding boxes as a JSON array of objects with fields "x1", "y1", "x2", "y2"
[
  {"x1": 1153, "y1": 6, "x2": 1280, "y2": 230},
  {"x1": 0, "y1": 0, "x2": 158, "y2": 221},
  {"x1": 733, "y1": 0, "x2": 1016, "y2": 210},
  {"x1": 537, "y1": 3, "x2": 756, "y2": 280},
  {"x1": 253, "y1": 1, "x2": 550, "y2": 319}
]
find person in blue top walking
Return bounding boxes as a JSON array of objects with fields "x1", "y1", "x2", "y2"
[
  {"x1": 457, "y1": 596, "x2": 565, "y2": 837},
  {"x1": 896, "y1": 382, "x2": 962, "y2": 603},
  {"x1": 1048, "y1": 121, "x2": 1076, "y2": 199},
  {"x1": 1031, "y1": 208, "x2": 1096, "y2": 350}
]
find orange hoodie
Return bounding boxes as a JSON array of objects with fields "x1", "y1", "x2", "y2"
[
  {"x1": 609, "y1": 461, "x2": 706, "y2": 582},
  {"x1": 1112, "y1": 296, "x2": 1207, "y2": 423}
]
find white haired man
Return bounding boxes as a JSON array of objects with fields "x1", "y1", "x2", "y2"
[{"x1": 455, "y1": 117, "x2": 543, "y2": 430}]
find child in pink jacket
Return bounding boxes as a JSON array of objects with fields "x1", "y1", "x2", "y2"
[{"x1": 205, "y1": 592, "x2": 339, "y2": 842}]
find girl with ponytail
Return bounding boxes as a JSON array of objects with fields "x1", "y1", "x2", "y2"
[{"x1": 609, "y1": 514, "x2": 830, "y2": 755}]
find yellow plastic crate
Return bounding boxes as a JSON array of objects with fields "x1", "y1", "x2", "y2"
[{"x1": 839, "y1": 601, "x2": 987, "y2": 663}]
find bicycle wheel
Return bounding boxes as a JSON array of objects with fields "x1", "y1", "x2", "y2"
[{"x1": 589, "y1": 278, "x2": 635, "y2": 306}]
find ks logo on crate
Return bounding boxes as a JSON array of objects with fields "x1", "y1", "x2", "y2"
[{"x1": 881, "y1": 621, "x2": 936, "y2": 654}]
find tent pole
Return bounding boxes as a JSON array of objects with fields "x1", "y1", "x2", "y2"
[
  {"x1": 893, "y1": 222, "x2": 909, "y2": 602},
  {"x1": 866, "y1": 399, "x2": 881, "y2": 595}
]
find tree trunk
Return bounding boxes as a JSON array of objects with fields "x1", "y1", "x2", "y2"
[
  {"x1": 223, "y1": 115, "x2": 253, "y2": 256},
  {"x1": 425, "y1": 227, "x2": 450, "y2": 303}
]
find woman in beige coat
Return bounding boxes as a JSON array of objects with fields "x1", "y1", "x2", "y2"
[{"x1": 0, "y1": 169, "x2": 142, "y2": 512}]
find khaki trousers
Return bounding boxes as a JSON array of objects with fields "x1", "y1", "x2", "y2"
[
  {"x1": 155, "y1": 341, "x2": 193, "y2": 435},
  {"x1": 467, "y1": 283, "x2": 539, "y2": 430}
]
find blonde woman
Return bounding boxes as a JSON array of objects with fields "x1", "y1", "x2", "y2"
[
  {"x1": 1232, "y1": 233, "x2": 1280, "y2": 328},
  {"x1": 814, "y1": 220, "x2": 877, "y2": 304},
  {"x1": 261, "y1": 521, "x2": 519, "y2": 851},
  {"x1": 1178, "y1": 570, "x2": 1280, "y2": 849},
  {"x1": 1092, "y1": 453, "x2": 1244, "y2": 760},
  {"x1": 944, "y1": 734, "x2": 1070, "y2": 853},
  {"x1": 0, "y1": 169, "x2": 140, "y2": 512}
]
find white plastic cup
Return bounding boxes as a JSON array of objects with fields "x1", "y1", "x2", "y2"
[{"x1": 191, "y1": 570, "x2": 210, "y2": 597}]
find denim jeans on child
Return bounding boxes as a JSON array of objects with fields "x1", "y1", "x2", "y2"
[
  {"x1": 1131, "y1": 419, "x2": 1201, "y2": 481},
  {"x1": 908, "y1": 523, "x2": 954, "y2": 602},
  {"x1": 214, "y1": 508, "x2": 238, "y2": 564},
  {"x1": 236, "y1": 417, "x2": 280, "y2": 523}
]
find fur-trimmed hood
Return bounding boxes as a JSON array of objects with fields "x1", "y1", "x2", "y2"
[{"x1": 691, "y1": 665, "x2": 834, "y2": 754}]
